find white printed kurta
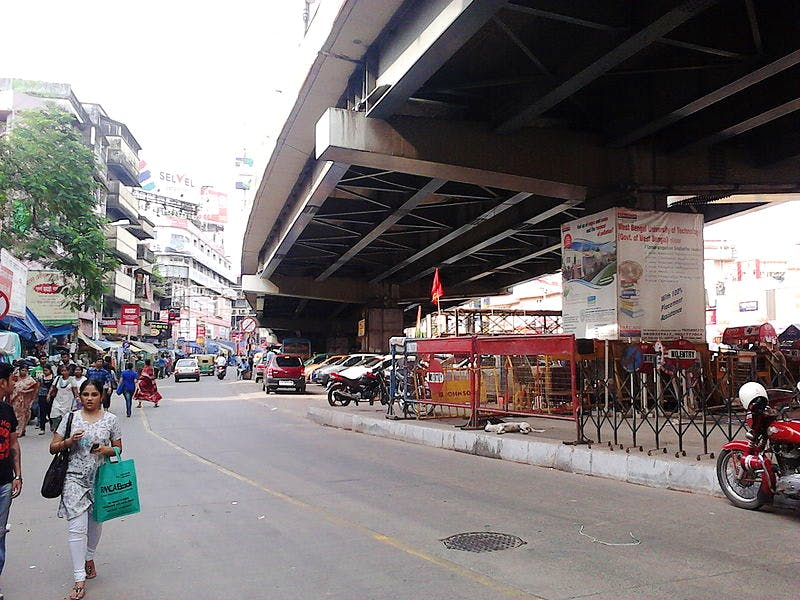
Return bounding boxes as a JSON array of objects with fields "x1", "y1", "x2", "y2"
[{"x1": 56, "y1": 411, "x2": 122, "y2": 520}]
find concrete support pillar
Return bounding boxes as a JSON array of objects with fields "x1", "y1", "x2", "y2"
[{"x1": 360, "y1": 307, "x2": 403, "y2": 353}]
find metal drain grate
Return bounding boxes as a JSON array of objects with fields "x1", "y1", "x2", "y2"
[{"x1": 441, "y1": 532, "x2": 526, "y2": 553}]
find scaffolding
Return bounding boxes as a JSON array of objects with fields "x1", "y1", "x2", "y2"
[{"x1": 429, "y1": 308, "x2": 562, "y2": 337}]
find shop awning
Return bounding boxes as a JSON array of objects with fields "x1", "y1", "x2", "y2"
[
  {"x1": 216, "y1": 340, "x2": 237, "y2": 351},
  {"x1": 130, "y1": 341, "x2": 159, "y2": 355},
  {"x1": 47, "y1": 323, "x2": 76, "y2": 337},
  {"x1": 77, "y1": 331, "x2": 104, "y2": 352},
  {"x1": 0, "y1": 308, "x2": 51, "y2": 343},
  {"x1": 96, "y1": 340, "x2": 121, "y2": 350}
]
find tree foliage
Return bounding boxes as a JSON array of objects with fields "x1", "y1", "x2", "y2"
[{"x1": 0, "y1": 105, "x2": 120, "y2": 310}]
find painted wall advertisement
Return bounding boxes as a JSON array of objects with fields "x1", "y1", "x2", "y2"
[
  {"x1": 562, "y1": 208, "x2": 705, "y2": 341},
  {"x1": 26, "y1": 270, "x2": 77, "y2": 325},
  {"x1": 1, "y1": 249, "x2": 28, "y2": 317}
]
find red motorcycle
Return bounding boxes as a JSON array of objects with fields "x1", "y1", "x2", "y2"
[{"x1": 717, "y1": 382, "x2": 800, "y2": 510}]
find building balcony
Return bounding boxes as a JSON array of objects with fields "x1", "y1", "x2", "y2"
[
  {"x1": 106, "y1": 181, "x2": 139, "y2": 222},
  {"x1": 106, "y1": 225, "x2": 139, "y2": 266},
  {"x1": 127, "y1": 214, "x2": 155, "y2": 241},
  {"x1": 106, "y1": 135, "x2": 139, "y2": 186},
  {"x1": 107, "y1": 270, "x2": 135, "y2": 304}
]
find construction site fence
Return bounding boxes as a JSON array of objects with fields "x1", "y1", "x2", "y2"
[{"x1": 388, "y1": 336, "x2": 795, "y2": 455}]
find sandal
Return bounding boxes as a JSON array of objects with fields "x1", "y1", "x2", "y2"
[
  {"x1": 85, "y1": 560, "x2": 96, "y2": 579},
  {"x1": 69, "y1": 583, "x2": 85, "y2": 600}
]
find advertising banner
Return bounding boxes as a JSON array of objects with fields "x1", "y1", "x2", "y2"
[
  {"x1": 148, "y1": 321, "x2": 170, "y2": 340},
  {"x1": 196, "y1": 323, "x2": 206, "y2": 337},
  {"x1": 120, "y1": 304, "x2": 141, "y2": 327},
  {"x1": 562, "y1": 208, "x2": 705, "y2": 341},
  {"x1": 561, "y1": 208, "x2": 618, "y2": 339},
  {"x1": 101, "y1": 319, "x2": 119, "y2": 335},
  {"x1": 1, "y1": 249, "x2": 28, "y2": 317},
  {"x1": 26, "y1": 270, "x2": 77, "y2": 325}
]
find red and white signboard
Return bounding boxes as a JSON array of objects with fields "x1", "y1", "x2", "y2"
[
  {"x1": 664, "y1": 339, "x2": 698, "y2": 370},
  {"x1": 196, "y1": 323, "x2": 206, "y2": 337},
  {"x1": 120, "y1": 304, "x2": 141, "y2": 327}
]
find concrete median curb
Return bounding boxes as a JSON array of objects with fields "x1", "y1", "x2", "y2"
[{"x1": 307, "y1": 406, "x2": 723, "y2": 497}]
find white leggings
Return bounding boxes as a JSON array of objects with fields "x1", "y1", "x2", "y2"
[{"x1": 67, "y1": 511, "x2": 103, "y2": 582}]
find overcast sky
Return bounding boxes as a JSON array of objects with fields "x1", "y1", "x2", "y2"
[{"x1": 1, "y1": 1, "x2": 309, "y2": 266}]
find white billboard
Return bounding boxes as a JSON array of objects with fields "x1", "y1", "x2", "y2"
[{"x1": 562, "y1": 208, "x2": 705, "y2": 341}]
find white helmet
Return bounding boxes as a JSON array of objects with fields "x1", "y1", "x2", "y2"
[{"x1": 738, "y1": 382, "x2": 767, "y2": 410}]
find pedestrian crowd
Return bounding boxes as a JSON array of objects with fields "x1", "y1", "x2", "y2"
[{"x1": 0, "y1": 348, "x2": 160, "y2": 599}]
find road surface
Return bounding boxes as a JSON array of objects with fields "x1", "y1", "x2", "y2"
[{"x1": 6, "y1": 374, "x2": 799, "y2": 599}]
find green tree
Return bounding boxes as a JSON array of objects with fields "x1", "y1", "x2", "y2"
[{"x1": 0, "y1": 104, "x2": 120, "y2": 310}]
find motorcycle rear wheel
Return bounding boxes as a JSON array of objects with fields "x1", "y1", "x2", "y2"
[
  {"x1": 716, "y1": 449, "x2": 767, "y2": 510},
  {"x1": 327, "y1": 383, "x2": 351, "y2": 407}
]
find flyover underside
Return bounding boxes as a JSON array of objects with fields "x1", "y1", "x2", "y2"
[{"x1": 244, "y1": 0, "x2": 800, "y2": 336}]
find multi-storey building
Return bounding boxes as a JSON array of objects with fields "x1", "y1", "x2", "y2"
[
  {"x1": 0, "y1": 79, "x2": 157, "y2": 340},
  {"x1": 135, "y1": 188, "x2": 237, "y2": 342}
]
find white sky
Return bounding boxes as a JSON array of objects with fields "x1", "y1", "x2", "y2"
[{"x1": 1, "y1": 0, "x2": 308, "y2": 268}]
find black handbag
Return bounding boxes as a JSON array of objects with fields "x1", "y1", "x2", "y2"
[{"x1": 40, "y1": 412, "x2": 74, "y2": 499}]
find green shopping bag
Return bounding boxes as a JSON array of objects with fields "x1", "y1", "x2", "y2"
[{"x1": 93, "y1": 448, "x2": 140, "y2": 523}]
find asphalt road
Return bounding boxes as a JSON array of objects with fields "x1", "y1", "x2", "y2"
[{"x1": 5, "y1": 374, "x2": 799, "y2": 599}]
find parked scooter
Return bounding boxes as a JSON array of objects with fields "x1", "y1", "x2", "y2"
[
  {"x1": 216, "y1": 365, "x2": 227, "y2": 380},
  {"x1": 717, "y1": 381, "x2": 800, "y2": 510},
  {"x1": 327, "y1": 368, "x2": 388, "y2": 407}
]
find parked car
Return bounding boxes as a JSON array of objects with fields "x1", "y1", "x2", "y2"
[
  {"x1": 314, "y1": 354, "x2": 380, "y2": 387},
  {"x1": 263, "y1": 354, "x2": 306, "y2": 394},
  {"x1": 305, "y1": 354, "x2": 346, "y2": 382},
  {"x1": 336, "y1": 355, "x2": 393, "y2": 382},
  {"x1": 174, "y1": 358, "x2": 201, "y2": 382}
]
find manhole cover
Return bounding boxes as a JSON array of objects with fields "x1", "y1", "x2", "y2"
[{"x1": 441, "y1": 532, "x2": 526, "y2": 553}]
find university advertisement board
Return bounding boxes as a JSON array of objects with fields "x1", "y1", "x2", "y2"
[{"x1": 562, "y1": 208, "x2": 705, "y2": 341}]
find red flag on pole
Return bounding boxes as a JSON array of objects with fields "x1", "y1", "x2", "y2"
[{"x1": 431, "y1": 268, "x2": 444, "y2": 304}]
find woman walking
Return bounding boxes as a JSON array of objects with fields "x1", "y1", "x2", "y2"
[
  {"x1": 50, "y1": 365, "x2": 77, "y2": 432},
  {"x1": 117, "y1": 363, "x2": 138, "y2": 418},
  {"x1": 9, "y1": 364, "x2": 39, "y2": 437},
  {"x1": 50, "y1": 379, "x2": 122, "y2": 600},
  {"x1": 36, "y1": 365, "x2": 55, "y2": 435},
  {"x1": 134, "y1": 359, "x2": 162, "y2": 408}
]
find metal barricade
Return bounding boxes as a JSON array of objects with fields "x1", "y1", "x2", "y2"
[{"x1": 388, "y1": 335, "x2": 579, "y2": 437}]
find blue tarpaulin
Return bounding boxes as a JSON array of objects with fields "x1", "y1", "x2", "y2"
[
  {"x1": 0, "y1": 308, "x2": 51, "y2": 343},
  {"x1": 47, "y1": 323, "x2": 76, "y2": 337}
]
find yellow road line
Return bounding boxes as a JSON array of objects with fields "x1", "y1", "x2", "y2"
[{"x1": 141, "y1": 410, "x2": 543, "y2": 600}]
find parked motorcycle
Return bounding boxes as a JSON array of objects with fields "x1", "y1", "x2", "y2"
[
  {"x1": 216, "y1": 365, "x2": 227, "y2": 380},
  {"x1": 717, "y1": 381, "x2": 800, "y2": 510},
  {"x1": 327, "y1": 369, "x2": 388, "y2": 407}
]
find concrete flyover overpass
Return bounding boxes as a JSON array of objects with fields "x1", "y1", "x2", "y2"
[{"x1": 242, "y1": 0, "x2": 800, "y2": 348}]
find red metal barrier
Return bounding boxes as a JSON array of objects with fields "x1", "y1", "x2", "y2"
[{"x1": 399, "y1": 335, "x2": 579, "y2": 430}]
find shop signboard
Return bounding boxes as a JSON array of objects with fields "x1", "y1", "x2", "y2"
[
  {"x1": 26, "y1": 270, "x2": 78, "y2": 325},
  {"x1": 562, "y1": 208, "x2": 705, "y2": 341},
  {"x1": 196, "y1": 323, "x2": 206, "y2": 337},
  {"x1": 149, "y1": 321, "x2": 171, "y2": 340},
  {"x1": 101, "y1": 319, "x2": 119, "y2": 335},
  {"x1": 167, "y1": 308, "x2": 181, "y2": 324},
  {"x1": 1, "y1": 249, "x2": 27, "y2": 318},
  {"x1": 120, "y1": 304, "x2": 141, "y2": 327}
]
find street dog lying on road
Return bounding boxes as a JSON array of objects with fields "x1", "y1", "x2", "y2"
[{"x1": 484, "y1": 422, "x2": 532, "y2": 435}]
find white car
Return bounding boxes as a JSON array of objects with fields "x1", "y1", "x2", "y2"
[
  {"x1": 174, "y1": 358, "x2": 200, "y2": 382},
  {"x1": 336, "y1": 355, "x2": 393, "y2": 382}
]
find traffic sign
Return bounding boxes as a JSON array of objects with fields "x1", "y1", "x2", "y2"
[{"x1": 240, "y1": 317, "x2": 257, "y2": 333}]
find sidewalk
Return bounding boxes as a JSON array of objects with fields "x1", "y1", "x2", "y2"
[{"x1": 307, "y1": 404, "x2": 723, "y2": 497}]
